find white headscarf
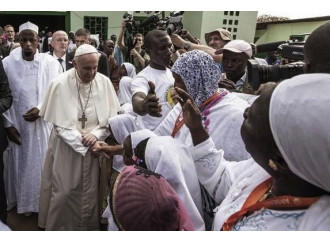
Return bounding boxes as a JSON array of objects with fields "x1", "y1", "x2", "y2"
[
  {"x1": 171, "y1": 50, "x2": 220, "y2": 106},
  {"x1": 108, "y1": 114, "x2": 140, "y2": 144},
  {"x1": 117, "y1": 76, "x2": 132, "y2": 105},
  {"x1": 130, "y1": 129, "x2": 156, "y2": 151},
  {"x1": 122, "y1": 62, "x2": 136, "y2": 78},
  {"x1": 144, "y1": 136, "x2": 205, "y2": 231},
  {"x1": 269, "y1": 73, "x2": 330, "y2": 192},
  {"x1": 90, "y1": 34, "x2": 100, "y2": 49}
]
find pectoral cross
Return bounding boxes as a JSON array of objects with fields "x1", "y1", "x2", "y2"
[{"x1": 79, "y1": 113, "x2": 87, "y2": 129}]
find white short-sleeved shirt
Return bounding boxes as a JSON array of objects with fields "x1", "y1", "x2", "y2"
[{"x1": 131, "y1": 66, "x2": 175, "y2": 130}]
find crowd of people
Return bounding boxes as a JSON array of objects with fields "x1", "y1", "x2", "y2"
[{"x1": 0, "y1": 17, "x2": 330, "y2": 231}]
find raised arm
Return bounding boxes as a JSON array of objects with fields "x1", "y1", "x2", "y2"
[{"x1": 171, "y1": 34, "x2": 223, "y2": 63}]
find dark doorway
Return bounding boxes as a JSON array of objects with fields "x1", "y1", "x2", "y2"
[{"x1": 0, "y1": 12, "x2": 68, "y2": 33}]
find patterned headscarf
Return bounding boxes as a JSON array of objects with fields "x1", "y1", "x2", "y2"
[
  {"x1": 270, "y1": 73, "x2": 330, "y2": 192},
  {"x1": 171, "y1": 50, "x2": 220, "y2": 106}
]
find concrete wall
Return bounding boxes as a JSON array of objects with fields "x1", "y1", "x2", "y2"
[{"x1": 236, "y1": 11, "x2": 258, "y2": 43}]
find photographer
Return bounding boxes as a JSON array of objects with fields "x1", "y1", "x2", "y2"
[{"x1": 118, "y1": 21, "x2": 150, "y2": 74}]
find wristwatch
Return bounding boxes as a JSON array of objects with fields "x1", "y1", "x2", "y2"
[{"x1": 183, "y1": 42, "x2": 191, "y2": 51}]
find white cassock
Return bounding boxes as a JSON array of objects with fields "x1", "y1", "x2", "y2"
[
  {"x1": 38, "y1": 68, "x2": 120, "y2": 230},
  {"x1": 2, "y1": 47, "x2": 62, "y2": 214}
]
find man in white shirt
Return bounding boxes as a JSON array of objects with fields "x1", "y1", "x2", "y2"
[
  {"x1": 131, "y1": 29, "x2": 175, "y2": 131},
  {"x1": 2, "y1": 21, "x2": 62, "y2": 216}
]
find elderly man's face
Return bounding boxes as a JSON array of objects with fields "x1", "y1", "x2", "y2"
[
  {"x1": 19, "y1": 30, "x2": 39, "y2": 61},
  {"x1": 222, "y1": 50, "x2": 248, "y2": 82},
  {"x1": 51, "y1": 31, "x2": 68, "y2": 56},
  {"x1": 103, "y1": 40, "x2": 115, "y2": 57},
  {"x1": 208, "y1": 33, "x2": 227, "y2": 50},
  {"x1": 73, "y1": 53, "x2": 99, "y2": 83}
]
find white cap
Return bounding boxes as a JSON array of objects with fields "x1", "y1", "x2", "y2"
[
  {"x1": 19, "y1": 21, "x2": 39, "y2": 34},
  {"x1": 74, "y1": 44, "x2": 100, "y2": 58},
  {"x1": 90, "y1": 34, "x2": 100, "y2": 48},
  {"x1": 218, "y1": 40, "x2": 252, "y2": 58}
]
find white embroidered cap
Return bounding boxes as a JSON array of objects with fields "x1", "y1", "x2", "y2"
[
  {"x1": 19, "y1": 21, "x2": 39, "y2": 34},
  {"x1": 74, "y1": 44, "x2": 100, "y2": 58}
]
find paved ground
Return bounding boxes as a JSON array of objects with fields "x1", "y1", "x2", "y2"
[{"x1": 6, "y1": 207, "x2": 41, "y2": 231}]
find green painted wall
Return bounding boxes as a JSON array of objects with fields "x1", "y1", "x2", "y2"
[
  {"x1": 183, "y1": 11, "x2": 258, "y2": 44},
  {"x1": 70, "y1": 11, "x2": 126, "y2": 39},
  {"x1": 69, "y1": 11, "x2": 258, "y2": 43},
  {"x1": 255, "y1": 20, "x2": 328, "y2": 44}
]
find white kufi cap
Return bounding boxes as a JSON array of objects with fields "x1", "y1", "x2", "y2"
[
  {"x1": 19, "y1": 21, "x2": 39, "y2": 34},
  {"x1": 74, "y1": 44, "x2": 100, "y2": 58}
]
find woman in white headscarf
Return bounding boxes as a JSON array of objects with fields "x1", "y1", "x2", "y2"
[
  {"x1": 117, "y1": 63, "x2": 137, "y2": 113},
  {"x1": 119, "y1": 62, "x2": 136, "y2": 78},
  {"x1": 121, "y1": 130, "x2": 205, "y2": 231},
  {"x1": 177, "y1": 73, "x2": 330, "y2": 230}
]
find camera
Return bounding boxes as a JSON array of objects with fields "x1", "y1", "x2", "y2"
[
  {"x1": 248, "y1": 40, "x2": 306, "y2": 90},
  {"x1": 157, "y1": 11, "x2": 184, "y2": 35},
  {"x1": 123, "y1": 12, "x2": 141, "y2": 35},
  {"x1": 247, "y1": 59, "x2": 304, "y2": 91}
]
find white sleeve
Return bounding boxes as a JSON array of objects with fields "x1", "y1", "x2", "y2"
[
  {"x1": 90, "y1": 124, "x2": 110, "y2": 141},
  {"x1": 191, "y1": 137, "x2": 249, "y2": 204},
  {"x1": 54, "y1": 125, "x2": 88, "y2": 156},
  {"x1": 131, "y1": 75, "x2": 149, "y2": 96},
  {"x1": 153, "y1": 103, "x2": 181, "y2": 136}
]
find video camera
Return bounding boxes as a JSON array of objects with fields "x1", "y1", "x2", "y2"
[
  {"x1": 247, "y1": 59, "x2": 304, "y2": 91},
  {"x1": 247, "y1": 40, "x2": 305, "y2": 91},
  {"x1": 123, "y1": 11, "x2": 162, "y2": 35},
  {"x1": 157, "y1": 11, "x2": 184, "y2": 35}
]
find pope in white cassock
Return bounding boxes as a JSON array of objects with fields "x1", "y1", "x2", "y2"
[
  {"x1": 2, "y1": 21, "x2": 62, "y2": 215},
  {"x1": 38, "y1": 44, "x2": 120, "y2": 230}
]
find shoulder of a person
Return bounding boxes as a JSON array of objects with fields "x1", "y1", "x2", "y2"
[{"x1": 98, "y1": 50, "x2": 107, "y2": 57}]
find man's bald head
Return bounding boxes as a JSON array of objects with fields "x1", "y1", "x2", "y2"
[
  {"x1": 51, "y1": 30, "x2": 69, "y2": 57},
  {"x1": 304, "y1": 21, "x2": 330, "y2": 73}
]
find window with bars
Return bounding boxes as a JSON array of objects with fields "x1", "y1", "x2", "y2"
[
  {"x1": 84, "y1": 16, "x2": 108, "y2": 42},
  {"x1": 223, "y1": 19, "x2": 227, "y2": 24}
]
